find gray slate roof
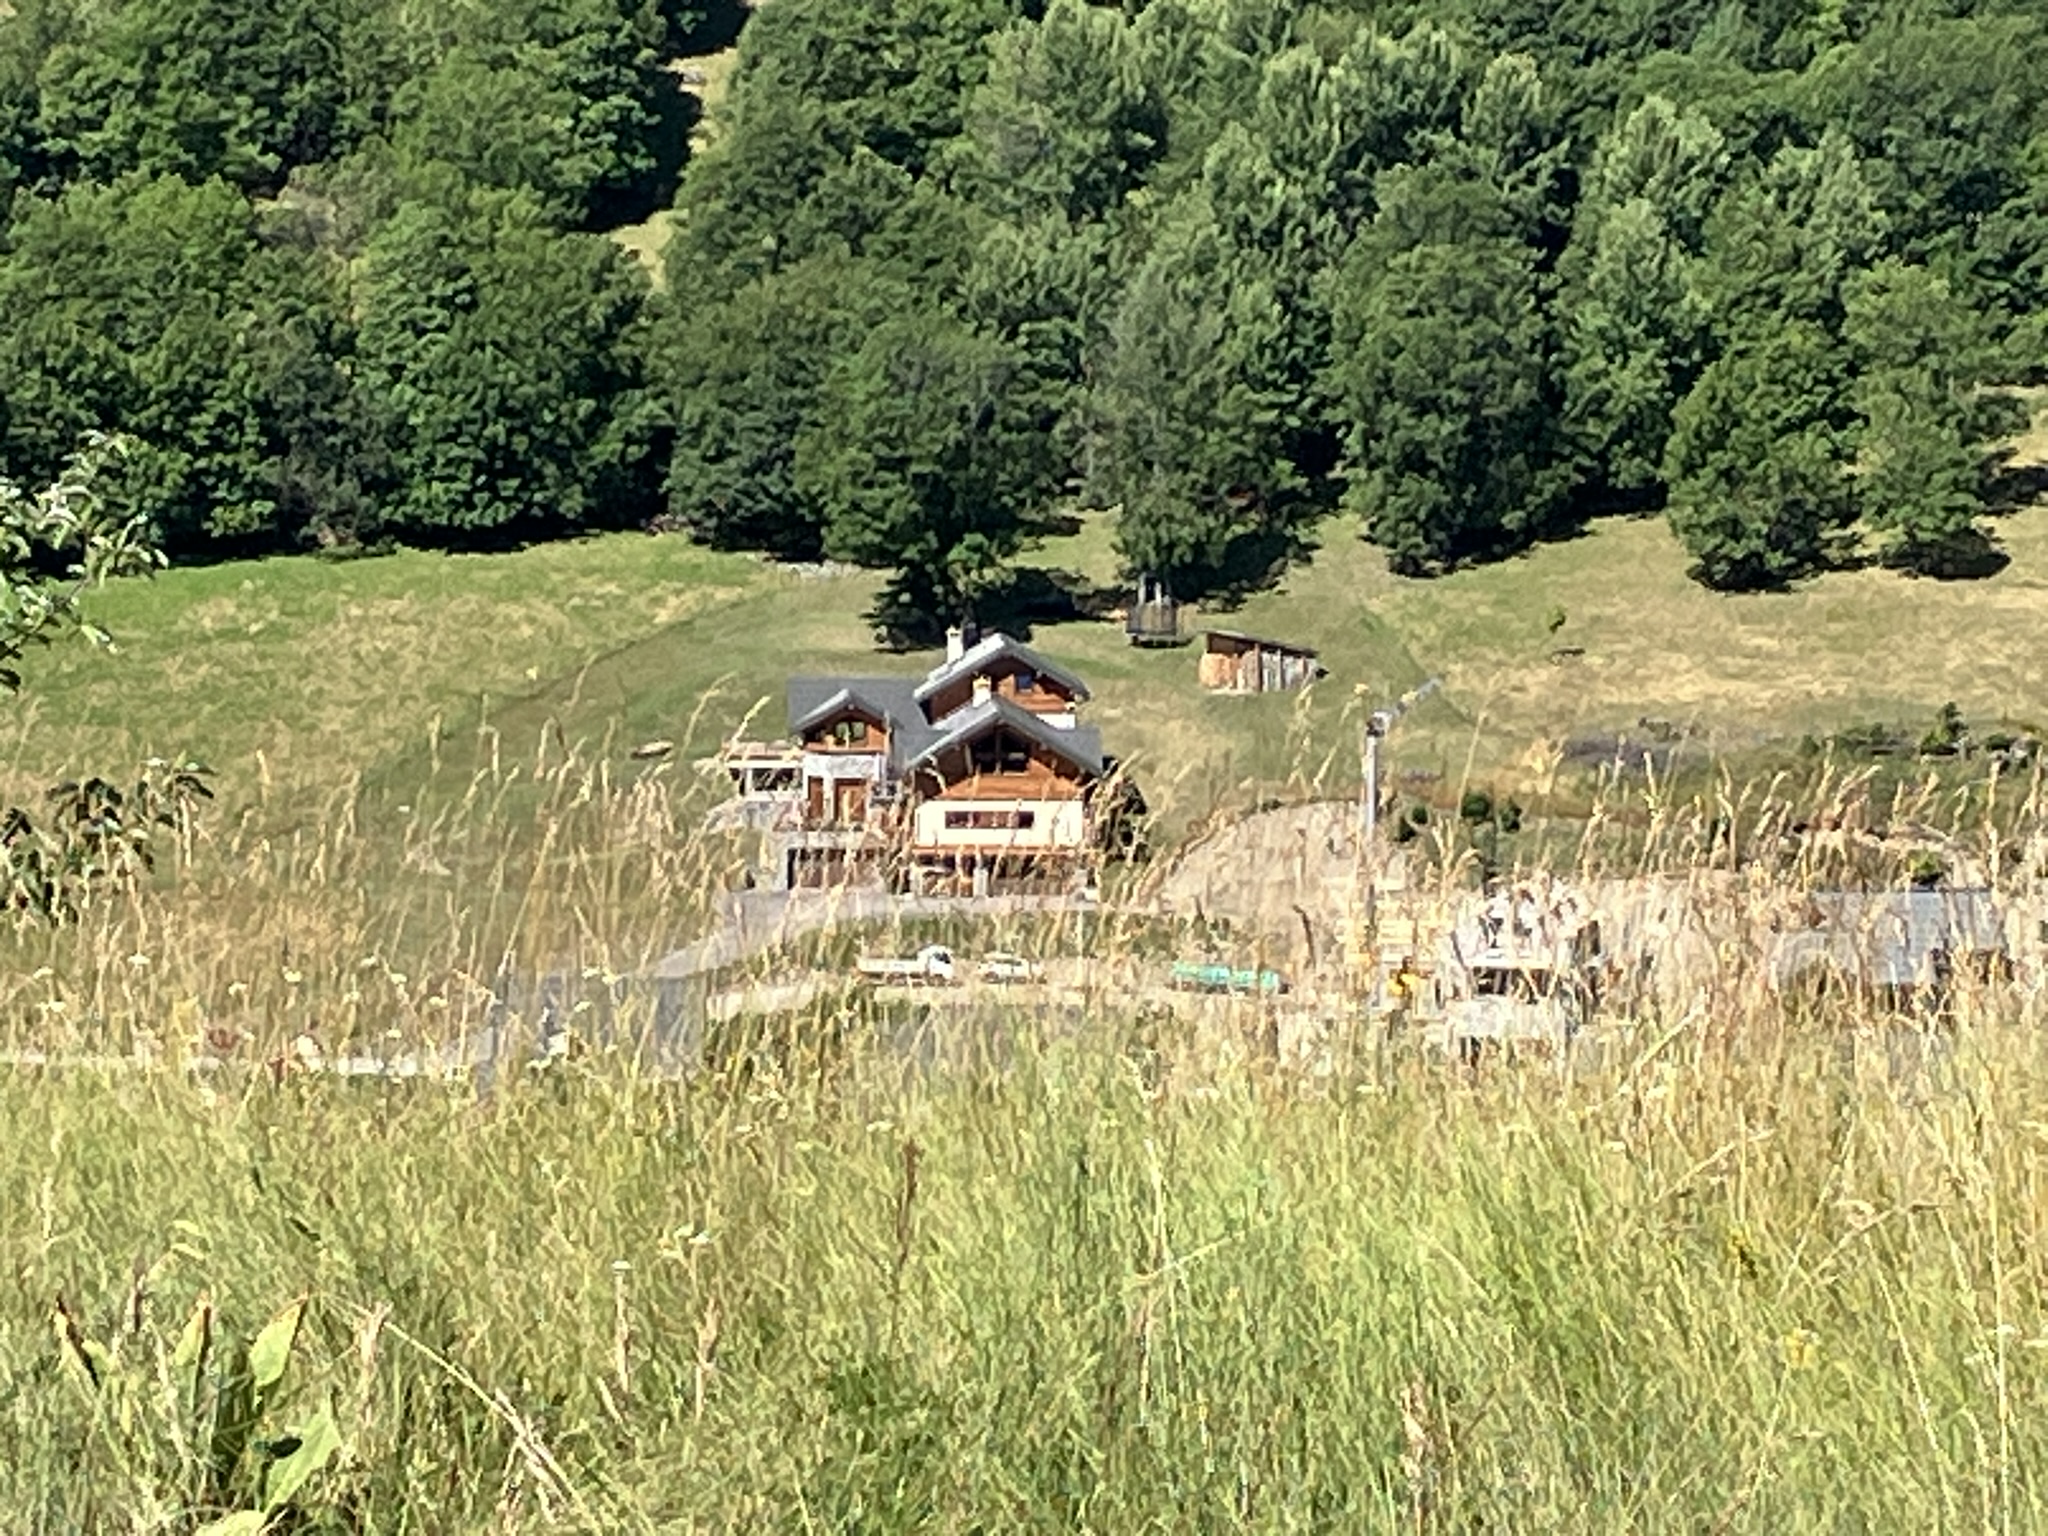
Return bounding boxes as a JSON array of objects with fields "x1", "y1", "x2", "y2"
[
  {"x1": 914, "y1": 633, "x2": 1091, "y2": 705},
  {"x1": 787, "y1": 635, "x2": 1102, "y2": 781},
  {"x1": 789, "y1": 684, "x2": 902, "y2": 738},
  {"x1": 905, "y1": 694, "x2": 1105, "y2": 778},
  {"x1": 786, "y1": 676, "x2": 937, "y2": 768}
]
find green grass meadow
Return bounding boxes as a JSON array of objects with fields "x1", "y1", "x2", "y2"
[
  {"x1": 22, "y1": 486, "x2": 2048, "y2": 841},
  {"x1": 7, "y1": 424, "x2": 2048, "y2": 1529},
  {"x1": 9, "y1": 1010, "x2": 2048, "y2": 1532}
]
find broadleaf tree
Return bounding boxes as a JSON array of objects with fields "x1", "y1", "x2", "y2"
[
  {"x1": 1845, "y1": 260, "x2": 1993, "y2": 573},
  {"x1": 352, "y1": 193, "x2": 660, "y2": 542},
  {"x1": 0, "y1": 435, "x2": 210, "y2": 921},
  {"x1": 796, "y1": 306, "x2": 1064, "y2": 639},
  {"x1": 1088, "y1": 197, "x2": 1309, "y2": 592},
  {"x1": 660, "y1": 253, "x2": 912, "y2": 559},
  {"x1": 1327, "y1": 165, "x2": 1570, "y2": 575},
  {"x1": 1664, "y1": 324, "x2": 1855, "y2": 589}
]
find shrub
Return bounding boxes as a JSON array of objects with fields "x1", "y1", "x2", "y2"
[{"x1": 1918, "y1": 702, "x2": 1967, "y2": 758}]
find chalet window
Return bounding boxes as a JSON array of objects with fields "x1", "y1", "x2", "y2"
[
  {"x1": 829, "y1": 719, "x2": 869, "y2": 746},
  {"x1": 967, "y1": 730, "x2": 1032, "y2": 775},
  {"x1": 1014, "y1": 670, "x2": 1037, "y2": 694},
  {"x1": 944, "y1": 809, "x2": 1037, "y2": 830}
]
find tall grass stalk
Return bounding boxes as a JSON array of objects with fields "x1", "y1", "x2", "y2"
[
  {"x1": 6, "y1": 1006, "x2": 2048, "y2": 1530},
  {"x1": 3, "y1": 732, "x2": 2047, "y2": 1529}
]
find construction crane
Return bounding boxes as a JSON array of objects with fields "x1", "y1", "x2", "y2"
[{"x1": 1360, "y1": 677, "x2": 1441, "y2": 847}]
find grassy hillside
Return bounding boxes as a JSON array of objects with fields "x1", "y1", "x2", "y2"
[
  {"x1": 5, "y1": 537, "x2": 766, "y2": 802},
  {"x1": 18, "y1": 442, "x2": 2048, "y2": 839}
]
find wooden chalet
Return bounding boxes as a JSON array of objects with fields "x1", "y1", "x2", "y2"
[{"x1": 734, "y1": 629, "x2": 1111, "y2": 894}]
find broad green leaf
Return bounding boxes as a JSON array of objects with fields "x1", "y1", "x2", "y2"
[
  {"x1": 264, "y1": 1404, "x2": 344, "y2": 1511},
  {"x1": 193, "y1": 1511, "x2": 268, "y2": 1536},
  {"x1": 247, "y1": 1298, "x2": 305, "y2": 1393}
]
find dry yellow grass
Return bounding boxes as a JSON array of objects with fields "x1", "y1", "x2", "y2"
[
  {"x1": 2007, "y1": 384, "x2": 2048, "y2": 467},
  {"x1": 607, "y1": 207, "x2": 676, "y2": 282},
  {"x1": 1357, "y1": 506, "x2": 2048, "y2": 757},
  {"x1": 6, "y1": 727, "x2": 2048, "y2": 1532}
]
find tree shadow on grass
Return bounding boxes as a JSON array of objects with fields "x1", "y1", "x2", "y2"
[
  {"x1": 589, "y1": 77, "x2": 702, "y2": 231},
  {"x1": 1893, "y1": 529, "x2": 2012, "y2": 581},
  {"x1": 675, "y1": 0, "x2": 750, "y2": 55},
  {"x1": 1184, "y1": 523, "x2": 1322, "y2": 613},
  {"x1": 976, "y1": 567, "x2": 1126, "y2": 638},
  {"x1": 1981, "y1": 452, "x2": 2048, "y2": 517},
  {"x1": 864, "y1": 513, "x2": 1316, "y2": 651},
  {"x1": 867, "y1": 566, "x2": 1123, "y2": 649},
  {"x1": 1030, "y1": 507, "x2": 1086, "y2": 540}
]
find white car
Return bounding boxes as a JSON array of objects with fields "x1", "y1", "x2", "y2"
[
  {"x1": 855, "y1": 945, "x2": 957, "y2": 984},
  {"x1": 977, "y1": 952, "x2": 1041, "y2": 983}
]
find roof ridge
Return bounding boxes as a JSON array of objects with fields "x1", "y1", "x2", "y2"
[
  {"x1": 907, "y1": 692, "x2": 1102, "y2": 776},
  {"x1": 912, "y1": 632, "x2": 1091, "y2": 703}
]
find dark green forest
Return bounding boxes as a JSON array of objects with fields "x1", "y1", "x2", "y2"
[{"x1": 1, "y1": 0, "x2": 2044, "y2": 632}]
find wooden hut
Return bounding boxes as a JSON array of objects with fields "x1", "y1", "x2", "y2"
[
  {"x1": 1197, "y1": 630, "x2": 1325, "y2": 693},
  {"x1": 1124, "y1": 574, "x2": 1185, "y2": 647}
]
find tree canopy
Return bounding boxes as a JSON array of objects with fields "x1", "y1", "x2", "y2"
[{"x1": 0, "y1": 0, "x2": 2039, "y2": 617}]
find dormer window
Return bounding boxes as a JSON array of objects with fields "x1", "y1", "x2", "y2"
[
  {"x1": 1015, "y1": 670, "x2": 1037, "y2": 694},
  {"x1": 830, "y1": 719, "x2": 870, "y2": 746}
]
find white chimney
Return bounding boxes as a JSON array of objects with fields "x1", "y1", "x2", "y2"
[
  {"x1": 972, "y1": 674, "x2": 992, "y2": 706},
  {"x1": 945, "y1": 626, "x2": 965, "y2": 664}
]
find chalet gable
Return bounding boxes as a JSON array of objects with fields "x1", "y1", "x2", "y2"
[
  {"x1": 907, "y1": 695, "x2": 1104, "y2": 782},
  {"x1": 914, "y1": 633, "x2": 1090, "y2": 721},
  {"x1": 792, "y1": 686, "x2": 892, "y2": 741},
  {"x1": 787, "y1": 677, "x2": 922, "y2": 743}
]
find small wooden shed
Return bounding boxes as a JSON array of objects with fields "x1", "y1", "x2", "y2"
[
  {"x1": 1124, "y1": 573, "x2": 1185, "y2": 648},
  {"x1": 1198, "y1": 630, "x2": 1325, "y2": 693}
]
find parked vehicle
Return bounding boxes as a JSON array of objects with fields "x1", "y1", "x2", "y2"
[
  {"x1": 856, "y1": 945, "x2": 956, "y2": 984},
  {"x1": 978, "y1": 952, "x2": 1041, "y2": 983},
  {"x1": 1169, "y1": 961, "x2": 1289, "y2": 996}
]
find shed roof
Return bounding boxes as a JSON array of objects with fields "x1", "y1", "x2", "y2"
[
  {"x1": 914, "y1": 633, "x2": 1091, "y2": 705},
  {"x1": 1202, "y1": 628, "x2": 1321, "y2": 658}
]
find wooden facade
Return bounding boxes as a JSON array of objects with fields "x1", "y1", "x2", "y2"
[
  {"x1": 921, "y1": 664, "x2": 1080, "y2": 723},
  {"x1": 756, "y1": 632, "x2": 1109, "y2": 892},
  {"x1": 798, "y1": 703, "x2": 888, "y2": 754},
  {"x1": 1198, "y1": 630, "x2": 1325, "y2": 694},
  {"x1": 920, "y1": 734, "x2": 1090, "y2": 800}
]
